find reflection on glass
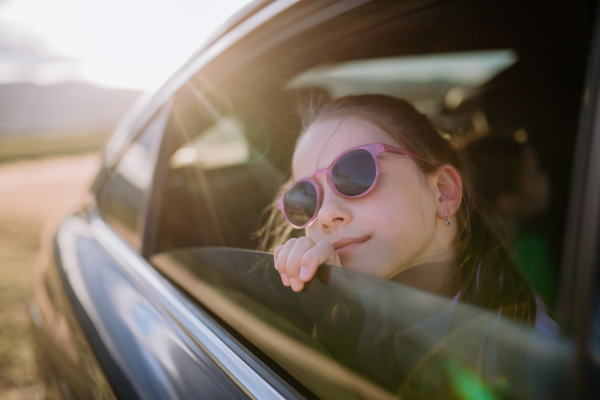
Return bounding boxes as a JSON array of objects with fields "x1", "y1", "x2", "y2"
[
  {"x1": 97, "y1": 105, "x2": 168, "y2": 247},
  {"x1": 116, "y1": 142, "x2": 153, "y2": 191},
  {"x1": 284, "y1": 181, "x2": 318, "y2": 226},
  {"x1": 332, "y1": 149, "x2": 376, "y2": 196},
  {"x1": 169, "y1": 116, "x2": 249, "y2": 170},
  {"x1": 152, "y1": 248, "x2": 571, "y2": 400}
]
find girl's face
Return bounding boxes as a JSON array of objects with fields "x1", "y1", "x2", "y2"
[{"x1": 293, "y1": 116, "x2": 451, "y2": 279}]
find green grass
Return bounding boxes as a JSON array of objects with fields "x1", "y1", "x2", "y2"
[
  {"x1": 0, "y1": 131, "x2": 109, "y2": 162},
  {"x1": 0, "y1": 237, "x2": 44, "y2": 400},
  {"x1": 0, "y1": 153, "x2": 99, "y2": 399}
]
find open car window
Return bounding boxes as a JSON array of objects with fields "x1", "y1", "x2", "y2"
[
  {"x1": 151, "y1": 248, "x2": 569, "y2": 400},
  {"x1": 151, "y1": 81, "x2": 294, "y2": 254}
]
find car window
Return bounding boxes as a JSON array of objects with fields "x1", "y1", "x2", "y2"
[
  {"x1": 97, "y1": 104, "x2": 169, "y2": 249},
  {"x1": 149, "y1": 82, "x2": 295, "y2": 253},
  {"x1": 169, "y1": 115, "x2": 249, "y2": 170},
  {"x1": 151, "y1": 248, "x2": 569, "y2": 400}
]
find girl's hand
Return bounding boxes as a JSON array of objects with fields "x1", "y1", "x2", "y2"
[{"x1": 274, "y1": 237, "x2": 342, "y2": 292}]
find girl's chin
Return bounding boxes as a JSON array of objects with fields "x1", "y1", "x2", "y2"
[
  {"x1": 340, "y1": 254, "x2": 396, "y2": 280},
  {"x1": 340, "y1": 256, "x2": 375, "y2": 274}
]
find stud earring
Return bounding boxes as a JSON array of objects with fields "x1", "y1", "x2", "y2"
[{"x1": 444, "y1": 212, "x2": 453, "y2": 227}]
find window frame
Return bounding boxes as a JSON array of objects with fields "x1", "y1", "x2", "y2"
[
  {"x1": 559, "y1": 4, "x2": 600, "y2": 396},
  {"x1": 95, "y1": 102, "x2": 171, "y2": 251}
]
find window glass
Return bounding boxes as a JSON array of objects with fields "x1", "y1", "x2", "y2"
[
  {"x1": 152, "y1": 82, "x2": 291, "y2": 253},
  {"x1": 170, "y1": 115, "x2": 250, "y2": 170},
  {"x1": 97, "y1": 105, "x2": 169, "y2": 248},
  {"x1": 151, "y1": 248, "x2": 569, "y2": 400}
]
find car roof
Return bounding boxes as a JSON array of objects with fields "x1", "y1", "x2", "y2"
[{"x1": 188, "y1": 0, "x2": 277, "y2": 61}]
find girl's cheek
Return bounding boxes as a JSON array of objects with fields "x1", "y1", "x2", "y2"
[
  {"x1": 305, "y1": 225, "x2": 318, "y2": 239},
  {"x1": 306, "y1": 225, "x2": 328, "y2": 243}
]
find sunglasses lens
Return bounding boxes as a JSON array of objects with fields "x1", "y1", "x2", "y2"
[
  {"x1": 284, "y1": 181, "x2": 318, "y2": 227},
  {"x1": 332, "y1": 149, "x2": 377, "y2": 196}
]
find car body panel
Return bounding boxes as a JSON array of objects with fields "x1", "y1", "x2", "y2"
[{"x1": 34, "y1": 213, "x2": 252, "y2": 399}]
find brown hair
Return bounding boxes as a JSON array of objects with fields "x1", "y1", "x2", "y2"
[{"x1": 258, "y1": 94, "x2": 537, "y2": 324}]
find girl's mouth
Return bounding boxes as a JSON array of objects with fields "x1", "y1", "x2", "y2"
[{"x1": 332, "y1": 237, "x2": 369, "y2": 256}]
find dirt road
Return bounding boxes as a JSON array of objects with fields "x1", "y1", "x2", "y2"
[{"x1": 0, "y1": 153, "x2": 99, "y2": 400}]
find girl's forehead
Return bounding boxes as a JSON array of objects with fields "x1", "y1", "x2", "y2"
[{"x1": 292, "y1": 117, "x2": 399, "y2": 178}]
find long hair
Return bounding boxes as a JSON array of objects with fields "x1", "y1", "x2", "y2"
[{"x1": 257, "y1": 94, "x2": 537, "y2": 325}]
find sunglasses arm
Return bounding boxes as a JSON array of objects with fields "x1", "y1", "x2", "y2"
[
  {"x1": 380, "y1": 143, "x2": 431, "y2": 164},
  {"x1": 276, "y1": 196, "x2": 284, "y2": 211}
]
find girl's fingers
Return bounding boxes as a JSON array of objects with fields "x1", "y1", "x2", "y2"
[
  {"x1": 274, "y1": 237, "x2": 341, "y2": 292},
  {"x1": 299, "y1": 241, "x2": 340, "y2": 284},
  {"x1": 280, "y1": 273, "x2": 290, "y2": 286},
  {"x1": 273, "y1": 245, "x2": 284, "y2": 263},
  {"x1": 285, "y1": 237, "x2": 316, "y2": 292},
  {"x1": 274, "y1": 238, "x2": 297, "y2": 285}
]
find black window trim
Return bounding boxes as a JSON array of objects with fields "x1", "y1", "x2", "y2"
[
  {"x1": 136, "y1": 101, "x2": 173, "y2": 253},
  {"x1": 560, "y1": 3, "x2": 600, "y2": 398}
]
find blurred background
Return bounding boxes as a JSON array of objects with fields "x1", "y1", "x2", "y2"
[{"x1": 0, "y1": 0, "x2": 251, "y2": 397}]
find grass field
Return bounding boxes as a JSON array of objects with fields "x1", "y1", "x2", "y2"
[
  {"x1": 0, "y1": 153, "x2": 99, "y2": 400},
  {"x1": 0, "y1": 132, "x2": 109, "y2": 161}
]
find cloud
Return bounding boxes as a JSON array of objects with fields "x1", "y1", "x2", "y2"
[{"x1": 0, "y1": 19, "x2": 80, "y2": 84}]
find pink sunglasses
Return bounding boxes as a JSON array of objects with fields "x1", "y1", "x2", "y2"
[{"x1": 277, "y1": 142, "x2": 430, "y2": 228}]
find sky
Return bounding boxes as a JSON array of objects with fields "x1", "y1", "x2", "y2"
[{"x1": 0, "y1": 0, "x2": 254, "y2": 90}]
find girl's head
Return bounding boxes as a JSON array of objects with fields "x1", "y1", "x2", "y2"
[
  {"x1": 290, "y1": 96, "x2": 464, "y2": 280},
  {"x1": 261, "y1": 94, "x2": 536, "y2": 323}
]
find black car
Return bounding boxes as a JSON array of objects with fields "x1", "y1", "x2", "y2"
[{"x1": 30, "y1": 0, "x2": 600, "y2": 398}]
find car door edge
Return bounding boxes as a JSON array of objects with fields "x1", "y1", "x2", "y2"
[{"x1": 89, "y1": 214, "x2": 289, "y2": 400}]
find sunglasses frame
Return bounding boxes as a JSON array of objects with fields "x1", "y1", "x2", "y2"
[{"x1": 277, "y1": 142, "x2": 430, "y2": 229}]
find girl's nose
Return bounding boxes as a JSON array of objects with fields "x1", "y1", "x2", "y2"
[{"x1": 316, "y1": 178, "x2": 352, "y2": 232}]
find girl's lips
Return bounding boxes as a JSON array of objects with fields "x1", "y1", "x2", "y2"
[{"x1": 331, "y1": 237, "x2": 369, "y2": 256}]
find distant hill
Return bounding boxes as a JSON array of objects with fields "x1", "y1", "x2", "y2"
[{"x1": 0, "y1": 82, "x2": 141, "y2": 137}]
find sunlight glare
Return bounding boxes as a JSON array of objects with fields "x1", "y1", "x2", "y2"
[{"x1": 1, "y1": 0, "x2": 254, "y2": 89}]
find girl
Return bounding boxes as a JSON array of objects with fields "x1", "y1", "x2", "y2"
[{"x1": 261, "y1": 94, "x2": 541, "y2": 326}]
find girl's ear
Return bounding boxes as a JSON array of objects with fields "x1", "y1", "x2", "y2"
[{"x1": 434, "y1": 165, "x2": 463, "y2": 220}]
